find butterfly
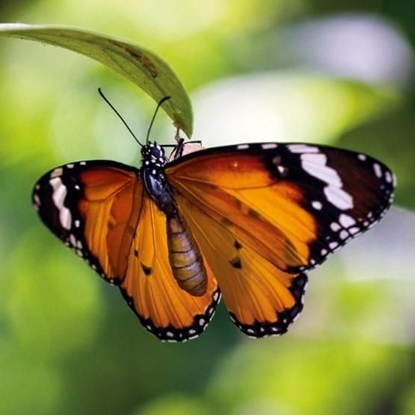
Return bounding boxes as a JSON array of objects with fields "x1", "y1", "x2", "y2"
[{"x1": 32, "y1": 138, "x2": 395, "y2": 342}]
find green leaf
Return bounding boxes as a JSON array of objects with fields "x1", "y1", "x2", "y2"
[{"x1": 0, "y1": 23, "x2": 193, "y2": 137}]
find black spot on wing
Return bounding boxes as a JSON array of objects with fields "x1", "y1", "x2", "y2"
[
  {"x1": 229, "y1": 256, "x2": 242, "y2": 269},
  {"x1": 233, "y1": 240, "x2": 243, "y2": 250},
  {"x1": 141, "y1": 263, "x2": 152, "y2": 276},
  {"x1": 220, "y1": 217, "x2": 233, "y2": 227}
]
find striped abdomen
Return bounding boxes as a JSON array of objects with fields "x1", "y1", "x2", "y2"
[{"x1": 167, "y1": 214, "x2": 208, "y2": 296}]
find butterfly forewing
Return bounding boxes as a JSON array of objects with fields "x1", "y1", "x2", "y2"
[
  {"x1": 33, "y1": 161, "x2": 141, "y2": 282},
  {"x1": 33, "y1": 160, "x2": 220, "y2": 342},
  {"x1": 166, "y1": 142, "x2": 395, "y2": 273}
]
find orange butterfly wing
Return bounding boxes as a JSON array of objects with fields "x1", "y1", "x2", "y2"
[
  {"x1": 166, "y1": 142, "x2": 394, "y2": 335},
  {"x1": 33, "y1": 161, "x2": 220, "y2": 341}
]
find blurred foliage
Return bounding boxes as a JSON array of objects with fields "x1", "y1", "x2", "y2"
[
  {"x1": 0, "y1": 24, "x2": 194, "y2": 136},
  {"x1": 1, "y1": 1, "x2": 415, "y2": 415}
]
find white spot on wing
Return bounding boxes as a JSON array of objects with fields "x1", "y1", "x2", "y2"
[
  {"x1": 312, "y1": 201, "x2": 322, "y2": 210},
  {"x1": 300, "y1": 150, "x2": 358, "y2": 210},
  {"x1": 60, "y1": 208, "x2": 72, "y2": 231},
  {"x1": 69, "y1": 233, "x2": 77, "y2": 247},
  {"x1": 237, "y1": 144, "x2": 249, "y2": 150},
  {"x1": 339, "y1": 230, "x2": 349, "y2": 240},
  {"x1": 288, "y1": 144, "x2": 319, "y2": 153},
  {"x1": 33, "y1": 194, "x2": 41, "y2": 207},
  {"x1": 301, "y1": 153, "x2": 342, "y2": 187},
  {"x1": 50, "y1": 168, "x2": 63, "y2": 178},
  {"x1": 329, "y1": 241, "x2": 339, "y2": 250},
  {"x1": 50, "y1": 177, "x2": 66, "y2": 207},
  {"x1": 339, "y1": 213, "x2": 356, "y2": 228},
  {"x1": 277, "y1": 166, "x2": 287, "y2": 175},
  {"x1": 324, "y1": 186, "x2": 354, "y2": 210},
  {"x1": 49, "y1": 177, "x2": 72, "y2": 230},
  {"x1": 330, "y1": 222, "x2": 341, "y2": 232},
  {"x1": 261, "y1": 143, "x2": 278, "y2": 150},
  {"x1": 373, "y1": 163, "x2": 382, "y2": 178}
]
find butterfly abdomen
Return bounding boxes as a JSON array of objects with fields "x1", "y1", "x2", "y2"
[{"x1": 167, "y1": 214, "x2": 208, "y2": 297}]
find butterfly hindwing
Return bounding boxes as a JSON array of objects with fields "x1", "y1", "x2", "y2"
[
  {"x1": 33, "y1": 160, "x2": 220, "y2": 342},
  {"x1": 119, "y1": 194, "x2": 220, "y2": 342},
  {"x1": 175, "y1": 194, "x2": 308, "y2": 337}
]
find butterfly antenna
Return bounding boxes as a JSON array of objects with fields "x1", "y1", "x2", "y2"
[
  {"x1": 98, "y1": 88, "x2": 142, "y2": 146},
  {"x1": 146, "y1": 96, "x2": 171, "y2": 144}
]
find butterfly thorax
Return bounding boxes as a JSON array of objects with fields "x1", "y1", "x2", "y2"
[{"x1": 140, "y1": 142, "x2": 175, "y2": 217}]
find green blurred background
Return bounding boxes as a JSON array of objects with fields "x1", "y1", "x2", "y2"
[{"x1": 1, "y1": 1, "x2": 415, "y2": 414}]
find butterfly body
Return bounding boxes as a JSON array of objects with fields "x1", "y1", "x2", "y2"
[
  {"x1": 140, "y1": 142, "x2": 208, "y2": 296},
  {"x1": 33, "y1": 140, "x2": 395, "y2": 341}
]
